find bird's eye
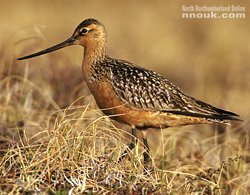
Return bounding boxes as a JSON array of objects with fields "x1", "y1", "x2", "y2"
[{"x1": 80, "y1": 28, "x2": 88, "y2": 35}]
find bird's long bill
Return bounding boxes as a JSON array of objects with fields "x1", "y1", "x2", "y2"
[{"x1": 17, "y1": 36, "x2": 76, "y2": 60}]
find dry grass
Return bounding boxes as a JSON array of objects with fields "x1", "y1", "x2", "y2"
[
  {"x1": 0, "y1": 76, "x2": 248, "y2": 194},
  {"x1": 1, "y1": 1, "x2": 250, "y2": 194}
]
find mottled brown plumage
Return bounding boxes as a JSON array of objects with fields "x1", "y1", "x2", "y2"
[{"x1": 17, "y1": 18, "x2": 241, "y2": 164}]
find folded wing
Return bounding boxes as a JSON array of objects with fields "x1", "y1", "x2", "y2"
[{"x1": 109, "y1": 58, "x2": 240, "y2": 122}]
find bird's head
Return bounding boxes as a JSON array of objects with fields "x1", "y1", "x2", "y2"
[{"x1": 17, "y1": 18, "x2": 106, "y2": 60}]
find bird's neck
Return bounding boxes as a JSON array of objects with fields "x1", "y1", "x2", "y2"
[
  {"x1": 82, "y1": 40, "x2": 107, "y2": 82},
  {"x1": 84, "y1": 41, "x2": 107, "y2": 62}
]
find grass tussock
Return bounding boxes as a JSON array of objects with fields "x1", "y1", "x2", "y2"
[
  {"x1": 0, "y1": 74, "x2": 249, "y2": 194},
  {"x1": 0, "y1": 103, "x2": 248, "y2": 194}
]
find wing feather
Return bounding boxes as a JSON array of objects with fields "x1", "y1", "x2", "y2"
[{"x1": 107, "y1": 58, "x2": 240, "y2": 121}]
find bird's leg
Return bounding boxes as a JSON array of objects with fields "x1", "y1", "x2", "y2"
[
  {"x1": 118, "y1": 126, "x2": 138, "y2": 161},
  {"x1": 141, "y1": 130, "x2": 153, "y2": 174},
  {"x1": 141, "y1": 130, "x2": 151, "y2": 164}
]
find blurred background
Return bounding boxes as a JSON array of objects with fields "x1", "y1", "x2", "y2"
[{"x1": 0, "y1": 0, "x2": 249, "y2": 166}]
